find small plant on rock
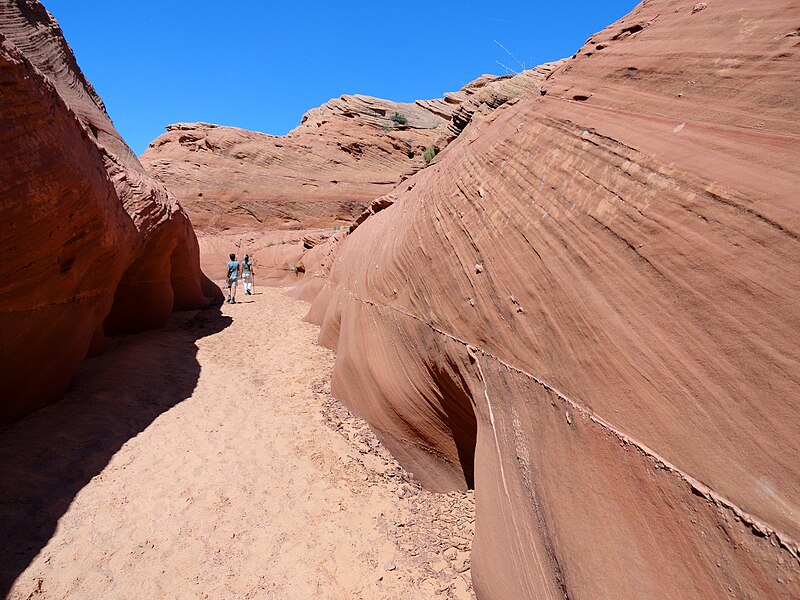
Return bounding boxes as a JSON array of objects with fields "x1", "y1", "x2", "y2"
[
  {"x1": 389, "y1": 112, "x2": 408, "y2": 126},
  {"x1": 423, "y1": 145, "x2": 437, "y2": 164}
]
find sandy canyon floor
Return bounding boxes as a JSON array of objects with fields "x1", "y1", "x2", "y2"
[{"x1": 0, "y1": 287, "x2": 475, "y2": 600}]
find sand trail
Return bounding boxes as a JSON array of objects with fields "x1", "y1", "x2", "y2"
[{"x1": 0, "y1": 287, "x2": 474, "y2": 600}]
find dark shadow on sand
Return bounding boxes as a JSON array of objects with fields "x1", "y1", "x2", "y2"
[{"x1": 0, "y1": 306, "x2": 231, "y2": 597}]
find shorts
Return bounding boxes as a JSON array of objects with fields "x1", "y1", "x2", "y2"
[
  {"x1": 226, "y1": 277, "x2": 238, "y2": 289},
  {"x1": 242, "y1": 274, "x2": 252, "y2": 283}
]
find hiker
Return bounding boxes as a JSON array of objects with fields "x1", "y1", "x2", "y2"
[
  {"x1": 225, "y1": 253, "x2": 240, "y2": 304},
  {"x1": 242, "y1": 254, "x2": 255, "y2": 295}
]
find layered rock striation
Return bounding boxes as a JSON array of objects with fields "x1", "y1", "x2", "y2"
[
  {"x1": 0, "y1": 0, "x2": 218, "y2": 425},
  {"x1": 303, "y1": 0, "x2": 800, "y2": 597},
  {"x1": 140, "y1": 67, "x2": 560, "y2": 234},
  {"x1": 141, "y1": 66, "x2": 560, "y2": 286}
]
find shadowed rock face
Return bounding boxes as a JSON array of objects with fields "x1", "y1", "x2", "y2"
[
  {"x1": 0, "y1": 0, "x2": 219, "y2": 426},
  {"x1": 303, "y1": 0, "x2": 800, "y2": 597},
  {"x1": 140, "y1": 66, "x2": 561, "y2": 234}
]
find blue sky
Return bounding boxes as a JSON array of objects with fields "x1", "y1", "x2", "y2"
[{"x1": 45, "y1": 1, "x2": 639, "y2": 155}]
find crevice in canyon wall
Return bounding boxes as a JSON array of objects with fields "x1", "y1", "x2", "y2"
[
  {"x1": 426, "y1": 352, "x2": 478, "y2": 490},
  {"x1": 103, "y1": 236, "x2": 175, "y2": 336}
]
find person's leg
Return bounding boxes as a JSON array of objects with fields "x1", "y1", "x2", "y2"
[
  {"x1": 230, "y1": 278, "x2": 238, "y2": 303},
  {"x1": 226, "y1": 280, "x2": 232, "y2": 303}
]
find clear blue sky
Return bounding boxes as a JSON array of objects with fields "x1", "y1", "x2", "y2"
[{"x1": 45, "y1": 0, "x2": 638, "y2": 155}]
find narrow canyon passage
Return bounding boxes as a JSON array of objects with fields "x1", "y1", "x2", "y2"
[{"x1": 0, "y1": 287, "x2": 474, "y2": 600}]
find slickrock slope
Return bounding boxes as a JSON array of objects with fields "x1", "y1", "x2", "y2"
[
  {"x1": 140, "y1": 67, "x2": 560, "y2": 234},
  {"x1": 304, "y1": 0, "x2": 800, "y2": 597},
  {"x1": 0, "y1": 0, "x2": 217, "y2": 426},
  {"x1": 141, "y1": 67, "x2": 561, "y2": 286}
]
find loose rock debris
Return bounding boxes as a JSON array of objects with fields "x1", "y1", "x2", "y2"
[{"x1": 317, "y1": 380, "x2": 476, "y2": 599}]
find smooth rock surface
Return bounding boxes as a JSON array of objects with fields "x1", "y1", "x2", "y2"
[
  {"x1": 0, "y1": 0, "x2": 218, "y2": 425},
  {"x1": 140, "y1": 67, "x2": 559, "y2": 235},
  {"x1": 303, "y1": 0, "x2": 800, "y2": 597}
]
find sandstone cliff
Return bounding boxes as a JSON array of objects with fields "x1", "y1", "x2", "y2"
[
  {"x1": 0, "y1": 0, "x2": 218, "y2": 425},
  {"x1": 141, "y1": 64, "x2": 560, "y2": 237},
  {"x1": 139, "y1": 65, "x2": 563, "y2": 284},
  {"x1": 302, "y1": 0, "x2": 800, "y2": 597}
]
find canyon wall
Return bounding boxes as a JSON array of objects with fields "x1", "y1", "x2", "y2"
[
  {"x1": 141, "y1": 63, "x2": 560, "y2": 233},
  {"x1": 305, "y1": 0, "x2": 800, "y2": 597},
  {"x1": 0, "y1": 0, "x2": 218, "y2": 426},
  {"x1": 141, "y1": 65, "x2": 559, "y2": 281}
]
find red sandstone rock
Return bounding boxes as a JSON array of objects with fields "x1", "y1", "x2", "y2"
[
  {"x1": 0, "y1": 0, "x2": 218, "y2": 425},
  {"x1": 303, "y1": 0, "x2": 800, "y2": 597},
  {"x1": 140, "y1": 67, "x2": 559, "y2": 238},
  {"x1": 141, "y1": 68, "x2": 559, "y2": 291},
  {"x1": 196, "y1": 228, "x2": 340, "y2": 286}
]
